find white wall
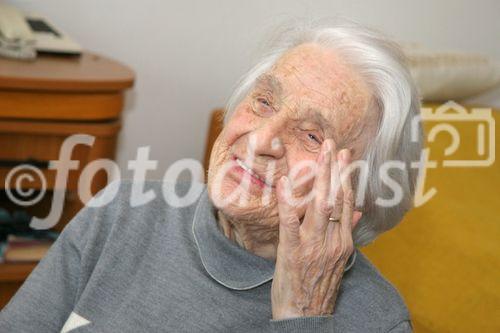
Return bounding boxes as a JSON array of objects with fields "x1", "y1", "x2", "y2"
[{"x1": 10, "y1": 0, "x2": 500, "y2": 179}]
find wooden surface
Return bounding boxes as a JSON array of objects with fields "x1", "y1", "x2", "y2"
[
  {"x1": 0, "y1": 52, "x2": 134, "y2": 92},
  {"x1": 0, "y1": 90, "x2": 124, "y2": 121},
  {"x1": 203, "y1": 109, "x2": 224, "y2": 173},
  {"x1": 0, "y1": 264, "x2": 36, "y2": 309},
  {"x1": 0, "y1": 263, "x2": 36, "y2": 282},
  {"x1": 0, "y1": 119, "x2": 121, "y2": 191},
  {"x1": 0, "y1": 51, "x2": 133, "y2": 309},
  {"x1": 0, "y1": 282, "x2": 25, "y2": 309},
  {"x1": 0, "y1": 118, "x2": 121, "y2": 136}
]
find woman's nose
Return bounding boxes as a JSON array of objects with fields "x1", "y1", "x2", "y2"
[{"x1": 247, "y1": 123, "x2": 285, "y2": 160}]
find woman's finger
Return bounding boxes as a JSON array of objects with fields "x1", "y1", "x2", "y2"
[
  {"x1": 339, "y1": 149, "x2": 355, "y2": 237},
  {"x1": 326, "y1": 152, "x2": 343, "y2": 244},
  {"x1": 302, "y1": 139, "x2": 334, "y2": 234},
  {"x1": 352, "y1": 211, "x2": 363, "y2": 229},
  {"x1": 276, "y1": 175, "x2": 301, "y2": 247}
]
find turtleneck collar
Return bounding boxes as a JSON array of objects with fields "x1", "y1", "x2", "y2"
[{"x1": 192, "y1": 186, "x2": 356, "y2": 290}]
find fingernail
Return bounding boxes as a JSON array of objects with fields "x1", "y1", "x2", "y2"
[
  {"x1": 339, "y1": 149, "x2": 350, "y2": 162},
  {"x1": 324, "y1": 139, "x2": 332, "y2": 152}
]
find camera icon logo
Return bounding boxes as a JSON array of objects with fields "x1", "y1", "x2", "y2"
[{"x1": 418, "y1": 101, "x2": 495, "y2": 167}]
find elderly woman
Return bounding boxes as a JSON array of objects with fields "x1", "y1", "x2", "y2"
[{"x1": 0, "y1": 21, "x2": 421, "y2": 332}]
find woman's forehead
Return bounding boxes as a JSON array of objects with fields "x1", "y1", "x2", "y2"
[
  {"x1": 258, "y1": 44, "x2": 372, "y2": 124},
  {"x1": 272, "y1": 43, "x2": 358, "y2": 89}
]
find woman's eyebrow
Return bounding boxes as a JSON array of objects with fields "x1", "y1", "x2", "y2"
[
  {"x1": 255, "y1": 74, "x2": 283, "y2": 95},
  {"x1": 297, "y1": 108, "x2": 333, "y2": 131},
  {"x1": 254, "y1": 75, "x2": 334, "y2": 131}
]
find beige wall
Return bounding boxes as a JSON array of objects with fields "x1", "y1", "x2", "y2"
[{"x1": 10, "y1": 0, "x2": 500, "y2": 179}]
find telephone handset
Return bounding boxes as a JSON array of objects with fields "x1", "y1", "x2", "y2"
[
  {"x1": 0, "y1": 2, "x2": 81, "y2": 60},
  {"x1": 0, "y1": 3, "x2": 36, "y2": 59}
]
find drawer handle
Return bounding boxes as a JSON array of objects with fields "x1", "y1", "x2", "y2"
[{"x1": 0, "y1": 159, "x2": 50, "y2": 169}]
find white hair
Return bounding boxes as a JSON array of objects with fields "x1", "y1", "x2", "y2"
[{"x1": 223, "y1": 18, "x2": 423, "y2": 246}]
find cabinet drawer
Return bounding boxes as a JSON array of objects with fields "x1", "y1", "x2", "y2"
[
  {"x1": 0, "y1": 90, "x2": 124, "y2": 121},
  {"x1": 0, "y1": 119, "x2": 120, "y2": 191}
]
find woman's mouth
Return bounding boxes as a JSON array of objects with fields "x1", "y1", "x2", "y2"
[{"x1": 231, "y1": 156, "x2": 273, "y2": 188}]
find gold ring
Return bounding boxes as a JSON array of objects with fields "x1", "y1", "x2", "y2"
[{"x1": 328, "y1": 217, "x2": 341, "y2": 223}]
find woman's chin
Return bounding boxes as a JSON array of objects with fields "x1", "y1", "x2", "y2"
[{"x1": 209, "y1": 179, "x2": 252, "y2": 207}]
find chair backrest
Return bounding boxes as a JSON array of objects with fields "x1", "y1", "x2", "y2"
[{"x1": 203, "y1": 108, "x2": 224, "y2": 172}]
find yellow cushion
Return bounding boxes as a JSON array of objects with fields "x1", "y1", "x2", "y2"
[{"x1": 362, "y1": 103, "x2": 499, "y2": 332}]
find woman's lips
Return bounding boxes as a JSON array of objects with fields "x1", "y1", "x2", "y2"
[{"x1": 229, "y1": 156, "x2": 272, "y2": 189}]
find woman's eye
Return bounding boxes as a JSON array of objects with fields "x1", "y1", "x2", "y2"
[
  {"x1": 252, "y1": 97, "x2": 274, "y2": 116},
  {"x1": 259, "y1": 98, "x2": 270, "y2": 107},
  {"x1": 307, "y1": 133, "x2": 321, "y2": 144}
]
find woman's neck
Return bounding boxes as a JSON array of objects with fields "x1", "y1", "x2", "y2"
[{"x1": 216, "y1": 210, "x2": 279, "y2": 261}]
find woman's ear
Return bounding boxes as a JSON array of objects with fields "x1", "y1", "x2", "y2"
[{"x1": 352, "y1": 211, "x2": 363, "y2": 229}]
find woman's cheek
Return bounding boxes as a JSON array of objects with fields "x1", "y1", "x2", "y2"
[{"x1": 224, "y1": 109, "x2": 256, "y2": 145}]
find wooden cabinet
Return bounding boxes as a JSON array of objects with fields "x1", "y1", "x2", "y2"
[{"x1": 0, "y1": 52, "x2": 134, "y2": 308}]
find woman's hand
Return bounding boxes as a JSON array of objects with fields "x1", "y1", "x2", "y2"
[{"x1": 271, "y1": 139, "x2": 362, "y2": 319}]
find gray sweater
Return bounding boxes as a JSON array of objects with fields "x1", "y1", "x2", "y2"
[{"x1": 0, "y1": 180, "x2": 412, "y2": 332}]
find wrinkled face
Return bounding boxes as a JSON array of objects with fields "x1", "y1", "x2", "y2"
[{"x1": 207, "y1": 43, "x2": 375, "y2": 226}]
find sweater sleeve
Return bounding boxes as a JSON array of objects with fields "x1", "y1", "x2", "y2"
[{"x1": 0, "y1": 181, "x2": 119, "y2": 333}]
